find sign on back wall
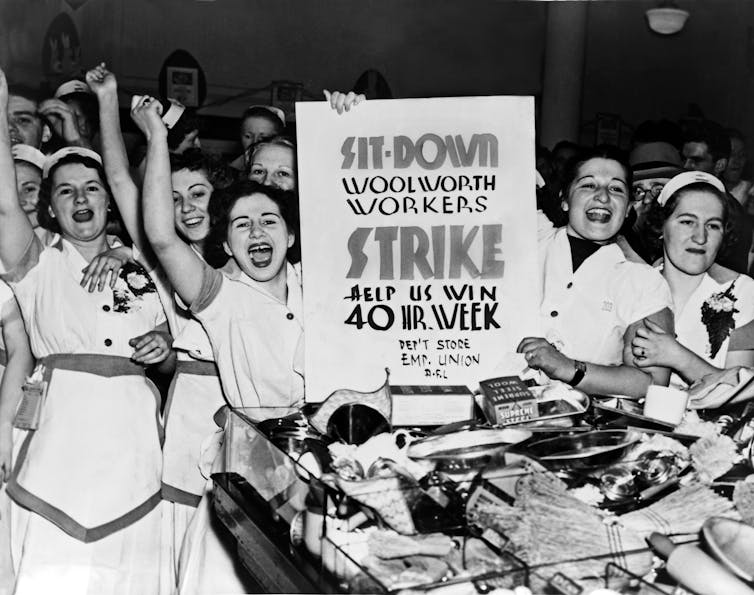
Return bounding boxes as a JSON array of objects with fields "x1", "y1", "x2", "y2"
[{"x1": 296, "y1": 96, "x2": 539, "y2": 402}]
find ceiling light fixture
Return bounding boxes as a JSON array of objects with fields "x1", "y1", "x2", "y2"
[{"x1": 646, "y1": 3, "x2": 690, "y2": 35}]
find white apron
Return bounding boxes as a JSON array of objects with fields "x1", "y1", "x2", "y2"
[
  {"x1": 7, "y1": 353, "x2": 163, "y2": 542},
  {"x1": 161, "y1": 358, "x2": 224, "y2": 507}
]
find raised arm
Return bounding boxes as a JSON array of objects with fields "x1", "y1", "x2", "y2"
[
  {"x1": 87, "y1": 63, "x2": 155, "y2": 267},
  {"x1": 132, "y1": 96, "x2": 204, "y2": 306},
  {"x1": 0, "y1": 68, "x2": 35, "y2": 270}
]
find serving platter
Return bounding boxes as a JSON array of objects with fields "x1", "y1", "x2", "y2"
[
  {"x1": 516, "y1": 429, "x2": 641, "y2": 469},
  {"x1": 591, "y1": 397, "x2": 677, "y2": 431},
  {"x1": 407, "y1": 427, "x2": 532, "y2": 461}
]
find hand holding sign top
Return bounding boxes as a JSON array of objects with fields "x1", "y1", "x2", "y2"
[{"x1": 323, "y1": 90, "x2": 366, "y2": 114}]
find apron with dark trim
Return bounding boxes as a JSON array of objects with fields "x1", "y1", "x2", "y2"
[
  {"x1": 161, "y1": 358, "x2": 224, "y2": 507},
  {"x1": 7, "y1": 354, "x2": 163, "y2": 543}
]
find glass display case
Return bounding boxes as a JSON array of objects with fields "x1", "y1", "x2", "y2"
[
  {"x1": 213, "y1": 407, "x2": 685, "y2": 594},
  {"x1": 214, "y1": 408, "x2": 535, "y2": 593}
]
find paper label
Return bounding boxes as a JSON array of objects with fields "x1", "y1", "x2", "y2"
[{"x1": 14, "y1": 380, "x2": 48, "y2": 430}]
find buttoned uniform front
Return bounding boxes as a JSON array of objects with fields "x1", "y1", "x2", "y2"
[
  {"x1": 538, "y1": 214, "x2": 673, "y2": 366},
  {"x1": 190, "y1": 260, "x2": 304, "y2": 409},
  {"x1": 1, "y1": 233, "x2": 168, "y2": 595}
]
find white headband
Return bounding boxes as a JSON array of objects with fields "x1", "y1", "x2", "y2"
[
  {"x1": 43, "y1": 147, "x2": 103, "y2": 178},
  {"x1": 161, "y1": 99, "x2": 186, "y2": 130},
  {"x1": 11, "y1": 144, "x2": 46, "y2": 171},
  {"x1": 248, "y1": 104, "x2": 286, "y2": 126},
  {"x1": 656, "y1": 171, "x2": 726, "y2": 207},
  {"x1": 54, "y1": 80, "x2": 92, "y2": 98}
]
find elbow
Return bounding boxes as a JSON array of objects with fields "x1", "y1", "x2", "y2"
[{"x1": 143, "y1": 225, "x2": 176, "y2": 253}]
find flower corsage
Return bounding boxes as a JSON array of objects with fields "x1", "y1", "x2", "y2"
[
  {"x1": 701, "y1": 282, "x2": 738, "y2": 358},
  {"x1": 121, "y1": 262, "x2": 157, "y2": 297},
  {"x1": 112, "y1": 262, "x2": 157, "y2": 313}
]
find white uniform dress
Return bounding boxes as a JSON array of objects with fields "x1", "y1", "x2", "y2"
[
  {"x1": 672, "y1": 273, "x2": 754, "y2": 387},
  {"x1": 2, "y1": 234, "x2": 168, "y2": 595},
  {"x1": 176, "y1": 261, "x2": 304, "y2": 595},
  {"x1": 538, "y1": 219, "x2": 673, "y2": 365},
  {"x1": 143, "y1": 258, "x2": 234, "y2": 592},
  {"x1": 190, "y1": 261, "x2": 304, "y2": 409}
]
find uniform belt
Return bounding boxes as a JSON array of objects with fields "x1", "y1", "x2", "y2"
[
  {"x1": 40, "y1": 353, "x2": 145, "y2": 380},
  {"x1": 175, "y1": 359, "x2": 219, "y2": 377}
]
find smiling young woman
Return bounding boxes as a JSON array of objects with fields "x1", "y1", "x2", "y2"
[
  {"x1": 518, "y1": 145, "x2": 674, "y2": 398},
  {"x1": 0, "y1": 68, "x2": 174, "y2": 594}
]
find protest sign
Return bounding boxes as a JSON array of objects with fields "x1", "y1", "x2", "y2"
[{"x1": 296, "y1": 96, "x2": 539, "y2": 402}]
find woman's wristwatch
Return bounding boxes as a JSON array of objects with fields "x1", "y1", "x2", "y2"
[{"x1": 568, "y1": 360, "x2": 587, "y2": 386}]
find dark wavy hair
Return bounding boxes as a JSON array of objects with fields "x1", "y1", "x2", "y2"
[
  {"x1": 169, "y1": 148, "x2": 237, "y2": 190},
  {"x1": 240, "y1": 106, "x2": 285, "y2": 134},
  {"x1": 644, "y1": 181, "x2": 734, "y2": 259},
  {"x1": 203, "y1": 180, "x2": 300, "y2": 268},
  {"x1": 559, "y1": 144, "x2": 632, "y2": 204},
  {"x1": 682, "y1": 120, "x2": 730, "y2": 162},
  {"x1": 37, "y1": 154, "x2": 113, "y2": 233}
]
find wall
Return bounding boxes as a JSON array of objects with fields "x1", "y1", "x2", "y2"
[
  {"x1": 75, "y1": 0, "x2": 547, "y2": 117},
  {"x1": 2, "y1": 0, "x2": 753, "y2": 147},
  {"x1": 581, "y1": 0, "x2": 754, "y2": 144}
]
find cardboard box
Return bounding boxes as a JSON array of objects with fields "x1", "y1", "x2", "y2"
[
  {"x1": 390, "y1": 385, "x2": 473, "y2": 426},
  {"x1": 478, "y1": 376, "x2": 538, "y2": 426}
]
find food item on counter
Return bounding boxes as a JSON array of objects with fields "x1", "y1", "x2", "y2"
[
  {"x1": 534, "y1": 383, "x2": 589, "y2": 419},
  {"x1": 619, "y1": 483, "x2": 740, "y2": 538},
  {"x1": 445, "y1": 537, "x2": 512, "y2": 574},
  {"x1": 733, "y1": 481, "x2": 754, "y2": 526},
  {"x1": 676, "y1": 409, "x2": 722, "y2": 439},
  {"x1": 568, "y1": 484, "x2": 604, "y2": 506},
  {"x1": 336, "y1": 474, "x2": 417, "y2": 534},
  {"x1": 368, "y1": 530, "x2": 454, "y2": 559},
  {"x1": 536, "y1": 398, "x2": 579, "y2": 416},
  {"x1": 329, "y1": 429, "x2": 430, "y2": 482},
  {"x1": 689, "y1": 433, "x2": 739, "y2": 483},
  {"x1": 361, "y1": 554, "x2": 449, "y2": 589},
  {"x1": 630, "y1": 433, "x2": 689, "y2": 461}
]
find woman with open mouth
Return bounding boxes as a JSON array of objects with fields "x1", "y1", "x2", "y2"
[
  {"x1": 630, "y1": 171, "x2": 754, "y2": 387},
  {"x1": 0, "y1": 68, "x2": 174, "y2": 594},
  {"x1": 518, "y1": 145, "x2": 674, "y2": 398},
  {"x1": 136, "y1": 91, "x2": 303, "y2": 594},
  {"x1": 137, "y1": 93, "x2": 303, "y2": 416},
  {"x1": 84, "y1": 62, "x2": 244, "y2": 593}
]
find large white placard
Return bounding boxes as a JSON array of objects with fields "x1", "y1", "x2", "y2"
[{"x1": 296, "y1": 96, "x2": 539, "y2": 402}]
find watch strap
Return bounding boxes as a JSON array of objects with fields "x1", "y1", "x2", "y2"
[{"x1": 568, "y1": 360, "x2": 587, "y2": 386}]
